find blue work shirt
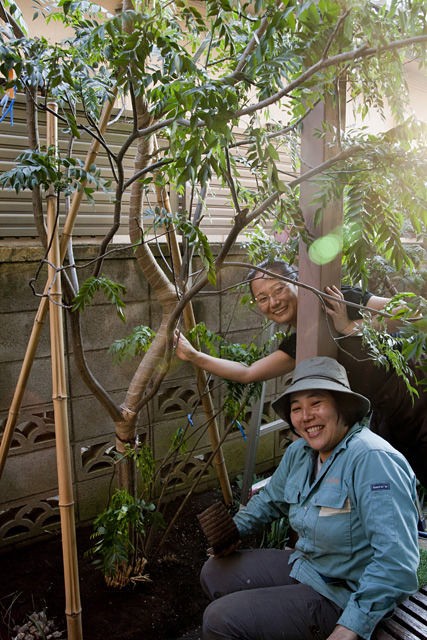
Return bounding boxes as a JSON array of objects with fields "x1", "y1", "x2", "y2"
[{"x1": 234, "y1": 424, "x2": 419, "y2": 640}]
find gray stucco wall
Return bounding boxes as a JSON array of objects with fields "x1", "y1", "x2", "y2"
[{"x1": 0, "y1": 244, "x2": 290, "y2": 548}]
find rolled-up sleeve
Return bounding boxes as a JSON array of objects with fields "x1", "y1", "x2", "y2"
[{"x1": 234, "y1": 449, "x2": 293, "y2": 536}]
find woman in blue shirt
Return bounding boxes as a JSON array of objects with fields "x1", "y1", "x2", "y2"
[{"x1": 200, "y1": 357, "x2": 419, "y2": 640}]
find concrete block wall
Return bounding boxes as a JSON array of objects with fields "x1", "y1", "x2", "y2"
[{"x1": 0, "y1": 244, "x2": 288, "y2": 548}]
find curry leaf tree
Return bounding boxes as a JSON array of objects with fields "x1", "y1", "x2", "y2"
[{"x1": 1, "y1": 0, "x2": 426, "y2": 577}]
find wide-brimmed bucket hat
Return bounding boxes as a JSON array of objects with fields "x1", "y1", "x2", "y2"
[{"x1": 272, "y1": 356, "x2": 370, "y2": 428}]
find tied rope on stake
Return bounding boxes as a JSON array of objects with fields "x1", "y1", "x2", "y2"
[{"x1": 0, "y1": 69, "x2": 16, "y2": 126}]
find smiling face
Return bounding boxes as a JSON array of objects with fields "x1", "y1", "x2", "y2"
[
  {"x1": 250, "y1": 276, "x2": 298, "y2": 326},
  {"x1": 289, "y1": 390, "x2": 349, "y2": 461}
]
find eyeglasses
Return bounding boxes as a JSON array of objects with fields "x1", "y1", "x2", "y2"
[{"x1": 254, "y1": 283, "x2": 290, "y2": 308}]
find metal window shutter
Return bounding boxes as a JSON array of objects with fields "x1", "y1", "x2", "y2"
[{"x1": 0, "y1": 96, "x2": 293, "y2": 241}]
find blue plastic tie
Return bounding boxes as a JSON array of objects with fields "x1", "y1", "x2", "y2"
[
  {"x1": 234, "y1": 420, "x2": 247, "y2": 441},
  {"x1": 0, "y1": 93, "x2": 15, "y2": 126},
  {"x1": 187, "y1": 413, "x2": 194, "y2": 427}
]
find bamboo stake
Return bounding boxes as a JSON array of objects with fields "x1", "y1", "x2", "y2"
[
  {"x1": 156, "y1": 176, "x2": 233, "y2": 505},
  {"x1": 0, "y1": 94, "x2": 117, "y2": 479},
  {"x1": 184, "y1": 307, "x2": 233, "y2": 505},
  {"x1": 46, "y1": 103, "x2": 83, "y2": 640}
]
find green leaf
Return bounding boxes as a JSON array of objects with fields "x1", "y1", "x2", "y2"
[
  {"x1": 72, "y1": 276, "x2": 126, "y2": 321},
  {"x1": 109, "y1": 325, "x2": 156, "y2": 363}
]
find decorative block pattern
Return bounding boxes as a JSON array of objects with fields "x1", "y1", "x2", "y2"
[
  {"x1": 157, "y1": 451, "x2": 214, "y2": 495},
  {"x1": 0, "y1": 407, "x2": 56, "y2": 453},
  {"x1": 0, "y1": 495, "x2": 60, "y2": 545},
  {"x1": 77, "y1": 438, "x2": 116, "y2": 481}
]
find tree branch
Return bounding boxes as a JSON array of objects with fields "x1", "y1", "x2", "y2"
[
  {"x1": 287, "y1": 145, "x2": 364, "y2": 188},
  {"x1": 232, "y1": 8, "x2": 272, "y2": 76},
  {"x1": 235, "y1": 35, "x2": 427, "y2": 118},
  {"x1": 64, "y1": 284, "x2": 122, "y2": 422},
  {"x1": 322, "y1": 10, "x2": 351, "y2": 60},
  {"x1": 0, "y1": 1, "x2": 26, "y2": 38}
]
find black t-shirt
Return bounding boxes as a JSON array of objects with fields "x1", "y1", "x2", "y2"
[{"x1": 278, "y1": 286, "x2": 372, "y2": 359}]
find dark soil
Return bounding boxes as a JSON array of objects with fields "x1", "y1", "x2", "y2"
[{"x1": 0, "y1": 489, "x2": 223, "y2": 640}]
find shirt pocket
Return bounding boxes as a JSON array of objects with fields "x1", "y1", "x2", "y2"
[
  {"x1": 283, "y1": 482, "x2": 302, "y2": 531},
  {"x1": 312, "y1": 488, "x2": 352, "y2": 552}
]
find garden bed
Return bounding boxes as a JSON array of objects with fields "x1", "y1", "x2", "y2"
[
  {"x1": 0, "y1": 489, "x2": 221, "y2": 640},
  {"x1": 2, "y1": 486, "x2": 425, "y2": 640}
]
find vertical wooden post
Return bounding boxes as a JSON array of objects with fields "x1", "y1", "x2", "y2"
[
  {"x1": 297, "y1": 91, "x2": 345, "y2": 362},
  {"x1": 46, "y1": 104, "x2": 83, "y2": 639}
]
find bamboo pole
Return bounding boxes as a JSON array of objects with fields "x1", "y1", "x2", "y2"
[
  {"x1": 182, "y1": 304, "x2": 233, "y2": 505},
  {"x1": 0, "y1": 95, "x2": 117, "y2": 479},
  {"x1": 156, "y1": 177, "x2": 233, "y2": 505},
  {"x1": 46, "y1": 103, "x2": 83, "y2": 640}
]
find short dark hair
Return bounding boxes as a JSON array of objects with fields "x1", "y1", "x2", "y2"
[
  {"x1": 334, "y1": 393, "x2": 367, "y2": 427},
  {"x1": 247, "y1": 259, "x2": 298, "y2": 295}
]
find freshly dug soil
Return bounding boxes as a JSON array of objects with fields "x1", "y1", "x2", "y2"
[{"x1": 0, "y1": 490, "x2": 223, "y2": 640}]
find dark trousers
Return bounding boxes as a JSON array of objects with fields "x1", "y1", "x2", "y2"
[{"x1": 200, "y1": 548, "x2": 342, "y2": 640}]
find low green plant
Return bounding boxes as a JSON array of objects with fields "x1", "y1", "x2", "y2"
[
  {"x1": 239, "y1": 472, "x2": 291, "y2": 550},
  {"x1": 119, "y1": 442, "x2": 156, "y2": 498},
  {"x1": 87, "y1": 443, "x2": 162, "y2": 584},
  {"x1": 259, "y1": 516, "x2": 290, "y2": 550},
  {"x1": 88, "y1": 489, "x2": 157, "y2": 578}
]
